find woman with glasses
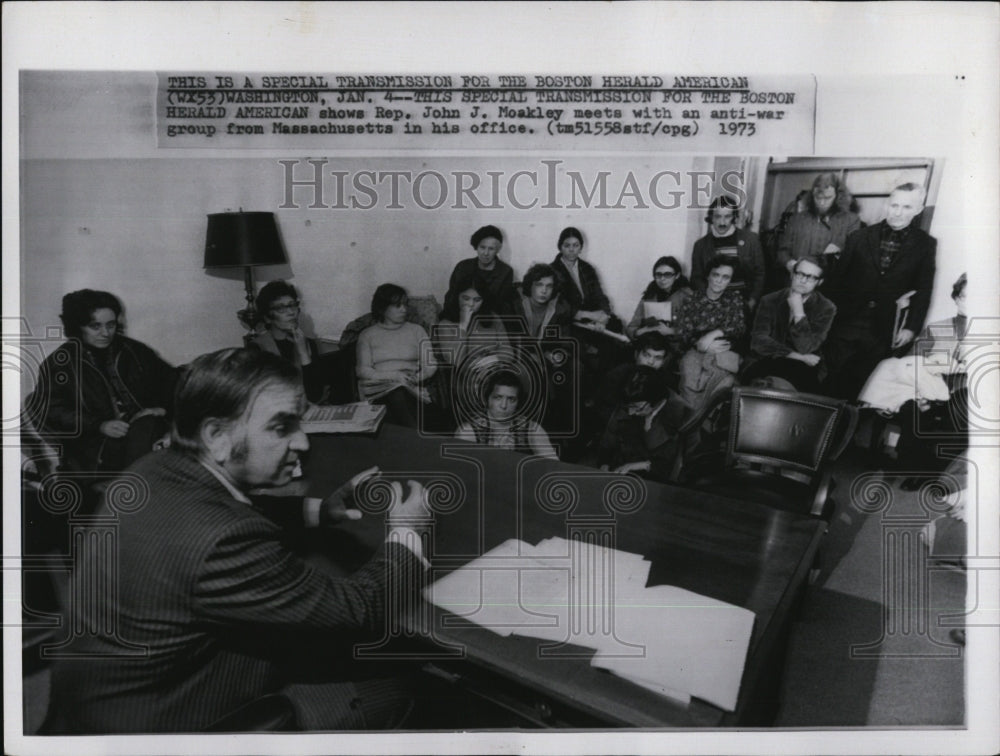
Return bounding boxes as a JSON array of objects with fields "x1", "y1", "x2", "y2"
[
  {"x1": 742, "y1": 255, "x2": 837, "y2": 393},
  {"x1": 250, "y1": 280, "x2": 332, "y2": 403},
  {"x1": 624, "y1": 256, "x2": 693, "y2": 354}
]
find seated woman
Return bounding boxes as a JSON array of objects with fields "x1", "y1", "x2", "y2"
[
  {"x1": 625, "y1": 255, "x2": 693, "y2": 341},
  {"x1": 858, "y1": 273, "x2": 969, "y2": 488},
  {"x1": 249, "y1": 280, "x2": 337, "y2": 403},
  {"x1": 444, "y1": 225, "x2": 517, "y2": 318},
  {"x1": 356, "y1": 283, "x2": 439, "y2": 428},
  {"x1": 455, "y1": 370, "x2": 557, "y2": 458},
  {"x1": 742, "y1": 255, "x2": 837, "y2": 393},
  {"x1": 433, "y1": 277, "x2": 510, "y2": 426},
  {"x1": 511, "y1": 263, "x2": 577, "y2": 437},
  {"x1": 624, "y1": 256, "x2": 693, "y2": 382},
  {"x1": 674, "y1": 255, "x2": 747, "y2": 411},
  {"x1": 597, "y1": 365, "x2": 690, "y2": 482},
  {"x1": 550, "y1": 227, "x2": 618, "y2": 328},
  {"x1": 549, "y1": 226, "x2": 627, "y2": 406},
  {"x1": 26, "y1": 289, "x2": 176, "y2": 490}
]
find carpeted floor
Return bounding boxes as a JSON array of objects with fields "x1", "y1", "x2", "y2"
[{"x1": 774, "y1": 445, "x2": 966, "y2": 726}]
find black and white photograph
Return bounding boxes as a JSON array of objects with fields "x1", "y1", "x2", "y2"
[{"x1": 4, "y1": 3, "x2": 999, "y2": 755}]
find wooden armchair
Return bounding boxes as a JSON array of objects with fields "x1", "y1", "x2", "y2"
[{"x1": 671, "y1": 386, "x2": 858, "y2": 519}]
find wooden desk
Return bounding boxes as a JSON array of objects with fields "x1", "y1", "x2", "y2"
[{"x1": 305, "y1": 424, "x2": 824, "y2": 727}]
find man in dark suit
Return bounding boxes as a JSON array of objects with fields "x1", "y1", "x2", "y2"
[
  {"x1": 822, "y1": 183, "x2": 937, "y2": 399},
  {"x1": 48, "y1": 348, "x2": 430, "y2": 733},
  {"x1": 743, "y1": 255, "x2": 837, "y2": 393}
]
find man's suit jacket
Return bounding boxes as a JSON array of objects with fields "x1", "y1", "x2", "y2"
[
  {"x1": 826, "y1": 221, "x2": 937, "y2": 345},
  {"x1": 49, "y1": 449, "x2": 424, "y2": 733}
]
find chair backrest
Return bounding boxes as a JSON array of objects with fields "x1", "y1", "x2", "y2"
[{"x1": 726, "y1": 386, "x2": 854, "y2": 476}]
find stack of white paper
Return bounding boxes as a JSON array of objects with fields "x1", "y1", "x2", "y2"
[{"x1": 423, "y1": 537, "x2": 755, "y2": 712}]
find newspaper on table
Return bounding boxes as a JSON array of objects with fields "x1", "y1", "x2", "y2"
[
  {"x1": 301, "y1": 401, "x2": 387, "y2": 434},
  {"x1": 423, "y1": 537, "x2": 755, "y2": 712}
]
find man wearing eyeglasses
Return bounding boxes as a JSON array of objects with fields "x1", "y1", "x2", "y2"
[{"x1": 742, "y1": 256, "x2": 836, "y2": 393}]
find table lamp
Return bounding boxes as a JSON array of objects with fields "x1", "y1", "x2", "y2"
[{"x1": 203, "y1": 210, "x2": 289, "y2": 336}]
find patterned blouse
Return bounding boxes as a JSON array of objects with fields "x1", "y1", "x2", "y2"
[{"x1": 674, "y1": 289, "x2": 746, "y2": 349}]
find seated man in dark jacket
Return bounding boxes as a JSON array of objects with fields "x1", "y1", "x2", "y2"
[
  {"x1": 598, "y1": 365, "x2": 690, "y2": 482},
  {"x1": 47, "y1": 348, "x2": 430, "y2": 733},
  {"x1": 742, "y1": 256, "x2": 837, "y2": 393}
]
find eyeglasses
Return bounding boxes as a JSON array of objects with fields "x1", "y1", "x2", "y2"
[
  {"x1": 793, "y1": 271, "x2": 822, "y2": 283},
  {"x1": 654, "y1": 271, "x2": 677, "y2": 279},
  {"x1": 271, "y1": 301, "x2": 300, "y2": 313}
]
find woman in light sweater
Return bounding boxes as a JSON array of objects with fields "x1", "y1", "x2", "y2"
[{"x1": 356, "y1": 283, "x2": 438, "y2": 428}]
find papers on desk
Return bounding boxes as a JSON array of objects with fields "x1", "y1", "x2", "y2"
[
  {"x1": 423, "y1": 537, "x2": 755, "y2": 712},
  {"x1": 642, "y1": 300, "x2": 672, "y2": 323},
  {"x1": 301, "y1": 401, "x2": 386, "y2": 434}
]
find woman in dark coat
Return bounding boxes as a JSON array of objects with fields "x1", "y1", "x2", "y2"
[{"x1": 27, "y1": 289, "x2": 176, "y2": 478}]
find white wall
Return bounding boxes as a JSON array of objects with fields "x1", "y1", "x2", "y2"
[{"x1": 19, "y1": 71, "x2": 982, "y2": 372}]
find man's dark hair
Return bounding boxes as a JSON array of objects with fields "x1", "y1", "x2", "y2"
[
  {"x1": 60, "y1": 289, "x2": 123, "y2": 339},
  {"x1": 371, "y1": 283, "x2": 408, "y2": 320},
  {"x1": 481, "y1": 369, "x2": 522, "y2": 405},
  {"x1": 171, "y1": 348, "x2": 301, "y2": 454},
  {"x1": 256, "y1": 280, "x2": 299, "y2": 317},
  {"x1": 704, "y1": 195, "x2": 741, "y2": 224},
  {"x1": 470, "y1": 225, "x2": 503, "y2": 248},
  {"x1": 633, "y1": 331, "x2": 670, "y2": 356}
]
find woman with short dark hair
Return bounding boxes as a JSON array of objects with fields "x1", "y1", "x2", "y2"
[
  {"x1": 455, "y1": 370, "x2": 557, "y2": 458},
  {"x1": 26, "y1": 289, "x2": 176, "y2": 483}
]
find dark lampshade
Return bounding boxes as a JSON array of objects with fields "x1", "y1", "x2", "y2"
[{"x1": 203, "y1": 211, "x2": 288, "y2": 268}]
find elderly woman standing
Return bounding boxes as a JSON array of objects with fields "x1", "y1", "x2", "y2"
[
  {"x1": 26, "y1": 289, "x2": 176, "y2": 482},
  {"x1": 356, "y1": 283, "x2": 439, "y2": 428}
]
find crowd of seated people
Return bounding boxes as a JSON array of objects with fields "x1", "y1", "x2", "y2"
[
  {"x1": 23, "y1": 180, "x2": 966, "y2": 734},
  {"x1": 26, "y1": 184, "x2": 953, "y2": 510}
]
